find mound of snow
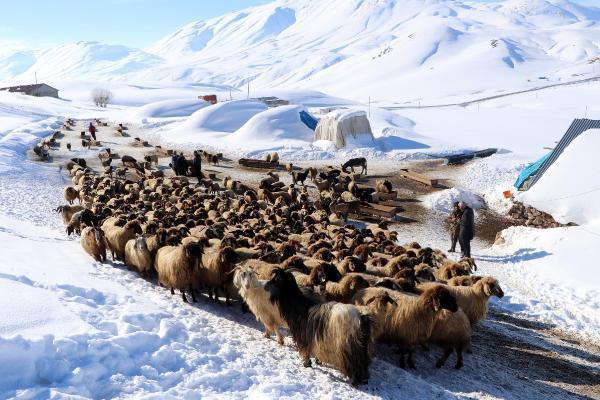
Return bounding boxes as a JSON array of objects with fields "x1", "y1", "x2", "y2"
[
  {"x1": 518, "y1": 129, "x2": 600, "y2": 225},
  {"x1": 227, "y1": 105, "x2": 314, "y2": 149},
  {"x1": 423, "y1": 187, "x2": 485, "y2": 214},
  {"x1": 180, "y1": 100, "x2": 267, "y2": 133},
  {"x1": 134, "y1": 98, "x2": 209, "y2": 119},
  {"x1": 489, "y1": 224, "x2": 600, "y2": 343}
]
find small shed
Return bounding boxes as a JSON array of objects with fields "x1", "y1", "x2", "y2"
[
  {"x1": 199, "y1": 94, "x2": 217, "y2": 104},
  {"x1": 314, "y1": 110, "x2": 374, "y2": 148},
  {"x1": 0, "y1": 83, "x2": 59, "y2": 98}
]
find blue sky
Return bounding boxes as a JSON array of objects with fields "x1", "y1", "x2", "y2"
[
  {"x1": 0, "y1": 0, "x2": 267, "y2": 48},
  {"x1": 0, "y1": 0, "x2": 598, "y2": 49}
]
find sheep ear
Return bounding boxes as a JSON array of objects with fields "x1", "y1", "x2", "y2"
[
  {"x1": 484, "y1": 283, "x2": 492, "y2": 296},
  {"x1": 432, "y1": 295, "x2": 441, "y2": 312}
]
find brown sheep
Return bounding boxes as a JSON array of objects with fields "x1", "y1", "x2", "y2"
[
  {"x1": 63, "y1": 187, "x2": 79, "y2": 205},
  {"x1": 155, "y1": 241, "x2": 205, "y2": 303},
  {"x1": 56, "y1": 204, "x2": 84, "y2": 225},
  {"x1": 104, "y1": 221, "x2": 143, "y2": 261},
  {"x1": 80, "y1": 227, "x2": 107, "y2": 262},
  {"x1": 197, "y1": 246, "x2": 240, "y2": 304},
  {"x1": 124, "y1": 236, "x2": 155, "y2": 278},
  {"x1": 325, "y1": 274, "x2": 370, "y2": 303},
  {"x1": 429, "y1": 308, "x2": 471, "y2": 369}
]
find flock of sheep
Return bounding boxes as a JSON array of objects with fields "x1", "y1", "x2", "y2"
[{"x1": 53, "y1": 120, "x2": 505, "y2": 387}]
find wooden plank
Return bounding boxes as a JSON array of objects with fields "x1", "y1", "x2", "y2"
[
  {"x1": 371, "y1": 191, "x2": 398, "y2": 203},
  {"x1": 239, "y1": 158, "x2": 279, "y2": 169},
  {"x1": 399, "y1": 169, "x2": 439, "y2": 187},
  {"x1": 356, "y1": 203, "x2": 399, "y2": 219},
  {"x1": 379, "y1": 200, "x2": 405, "y2": 210}
]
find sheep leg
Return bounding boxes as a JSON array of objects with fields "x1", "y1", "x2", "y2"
[
  {"x1": 180, "y1": 290, "x2": 188, "y2": 303},
  {"x1": 170, "y1": 287, "x2": 175, "y2": 295},
  {"x1": 263, "y1": 327, "x2": 271, "y2": 339},
  {"x1": 436, "y1": 348, "x2": 453, "y2": 368},
  {"x1": 407, "y1": 351, "x2": 416, "y2": 369},
  {"x1": 240, "y1": 301, "x2": 249, "y2": 313},
  {"x1": 455, "y1": 347, "x2": 464, "y2": 370},
  {"x1": 224, "y1": 287, "x2": 232, "y2": 306},
  {"x1": 275, "y1": 329, "x2": 284, "y2": 346},
  {"x1": 189, "y1": 286, "x2": 197, "y2": 303},
  {"x1": 398, "y1": 350, "x2": 406, "y2": 369},
  {"x1": 315, "y1": 358, "x2": 322, "y2": 366},
  {"x1": 300, "y1": 351, "x2": 312, "y2": 368}
]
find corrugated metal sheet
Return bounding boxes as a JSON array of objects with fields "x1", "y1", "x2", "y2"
[{"x1": 526, "y1": 119, "x2": 600, "y2": 189}]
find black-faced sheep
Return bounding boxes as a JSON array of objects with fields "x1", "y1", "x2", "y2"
[
  {"x1": 197, "y1": 246, "x2": 240, "y2": 304},
  {"x1": 155, "y1": 241, "x2": 205, "y2": 303}
]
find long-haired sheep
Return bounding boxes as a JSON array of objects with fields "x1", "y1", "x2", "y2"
[
  {"x1": 429, "y1": 308, "x2": 471, "y2": 369},
  {"x1": 233, "y1": 266, "x2": 288, "y2": 345},
  {"x1": 63, "y1": 187, "x2": 79, "y2": 205},
  {"x1": 418, "y1": 277, "x2": 503, "y2": 326},
  {"x1": 56, "y1": 204, "x2": 84, "y2": 225},
  {"x1": 265, "y1": 269, "x2": 374, "y2": 386},
  {"x1": 80, "y1": 226, "x2": 107, "y2": 262},
  {"x1": 354, "y1": 285, "x2": 458, "y2": 369},
  {"x1": 155, "y1": 241, "x2": 205, "y2": 303},
  {"x1": 124, "y1": 236, "x2": 155, "y2": 279},
  {"x1": 197, "y1": 246, "x2": 240, "y2": 304},
  {"x1": 325, "y1": 274, "x2": 370, "y2": 303},
  {"x1": 104, "y1": 221, "x2": 142, "y2": 261}
]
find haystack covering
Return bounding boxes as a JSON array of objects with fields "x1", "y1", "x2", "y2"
[{"x1": 314, "y1": 110, "x2": 373, "y2": 148}]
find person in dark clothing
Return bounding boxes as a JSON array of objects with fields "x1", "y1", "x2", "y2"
[
  {"x1": 447, "y1": 201, "x2": 462, "y2": 252},
  {"x1": 458, "y1": 201, "x2": 475, "y2": 258},
  {"x1": 191, "y1": 150, "x2": 202, "y2": 182},
  {"x1": 88, "y1": 122, "x2": 97, "y2": 141}
]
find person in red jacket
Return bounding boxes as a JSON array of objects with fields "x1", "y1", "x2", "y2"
[{"x1": 88, "y1": 122, "x2": 97, "y2": 141}]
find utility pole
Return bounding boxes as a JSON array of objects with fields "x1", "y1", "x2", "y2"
[
  {"x1": 247, "y1": 81, "x2": 250, "y2": 99},
  {"x1": 35, "y1": 71, "x2": 37, "y2": 84},
  {"x1": 368, "y1": 96, "x2": 371, "y2": 118}
]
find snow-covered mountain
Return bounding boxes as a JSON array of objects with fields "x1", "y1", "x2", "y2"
[{"x1": 1, "y1": 0, "x2": 599, "y2": 102}]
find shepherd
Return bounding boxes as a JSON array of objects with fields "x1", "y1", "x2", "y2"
[
  {"x1": 458, "y1": 201, "x2": 475, "y2": 258},
  {"x1": 88, "y1": 122, "x2": 97, "y2": 141}
]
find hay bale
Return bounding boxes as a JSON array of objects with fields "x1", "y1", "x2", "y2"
[{"x1": 314, "y1": 110, "x2": 373, "y2": 149}]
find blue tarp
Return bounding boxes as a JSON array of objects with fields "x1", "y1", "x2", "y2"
[
  {"x1": 299, "y1": 110, "x2": 318, "y2": 131},
  {"x1": 514, "y1": 152, "x2": 552, "y2": 190}
]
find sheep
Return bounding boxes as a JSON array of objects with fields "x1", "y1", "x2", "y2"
[
  {"x1": 355, "y1": 293, "x2": 397, "y2": 340},
  {"x1": 104, "y1": 220, "x2": 143, "y2": 261},
  {"x1": 63, "y1": 187, "x2": 79, "y2": 205},
  {"x1": 286, "y1": 163, "x2": 293, "y2": 173},
  {"x1": 325, "y1": 274, "x2": 370, "y2": 303},
  {"x1": 56, "y1": 204, "x2": 84, "y2": 225},
  {"x1": 270, "y1": 152, "x2": 279, "y2": 163},
  {"x1": 197, "y1": 246, "x2": 240, "y2": 304},
  {"x1": 66, "y1": 209, "x2": 95, "y2": 236},
  {"x1": 124, "y1": 236, "x2": 155, "y2": 279},
  {"x1": 243, "y1": 257, "x2": 308, "y2": 280},
  {"x1": 375, "y1": 179, "x2": 393, "y2": 194},
  {"x1": 265, "y1": 269, "x2": 374, "y2": 386},
  {"x1": 418, "y1": 277, "x2": 503, "y2": 326},
  {"x1": 308, "y1": 167, "x2": 318, "y2": 182},
  {"x1": 80, "y1": 227, "x2": 107, "y2": 262},
  {"x1": 354, "y1": 285, "x2": 458, "y2": 368},
  {"x1": 233, "y1": 266, "x2": 288, "y2": 345},
  {"x1": 155, "y1": 241, "x2": 205, "y2": 303},
  {"x1": 291, "y1": 169, "x2": 309, "y2": 186},
  {"x1": 429, "y1": 308, "x2": 471, "y2": 369},
  {"x1": 337, "y1": 256, "x2": 366, "y2": 274},
  {"x1": 448, "y1": 275, "x2": 483, "y2": 287}
]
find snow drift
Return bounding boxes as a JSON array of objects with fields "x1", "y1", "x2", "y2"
[{"x1": 134, "y1": 98, "x2": 210, "y2": 119}]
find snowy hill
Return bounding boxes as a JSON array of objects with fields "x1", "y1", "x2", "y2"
[{"x1": 1, "y1": 0, "x2": 599, "y2": 103}]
